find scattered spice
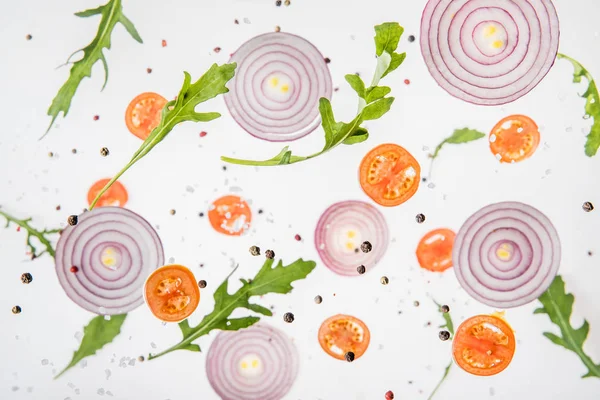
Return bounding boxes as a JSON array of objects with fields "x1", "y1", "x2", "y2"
[
  {"x1": 588, "y1": 251, "x2": 593, "y2": 256},
  {"x1": 324, "y1": 57, "x2": 331, "y2": 64},
  {"x1": 198, "y1": 212, "x2": 205, "y2": 217},
  {"x1": 439, "y1": 330, "x2": 451, "y2": 341},
  {"x1": 275, "y1": 25, "x2": 281, "y2": 32},
  {"x1": 385, "y1": 390, "x2": 395, "y2": 400},
  {"x1": 137, "y1": 356, "x2": 145, "y2": 362},
  {"x1": 70, "y1": 266, "x2": 79, "y2": 273},
  {"x1": 234, "y1": 19, "x2": 239, "y2": 24},
  {"x1": 441, "y1": 304, "x2": 450, "y2": 313},
  {"x1": 357, "y1": 265, "x2": 366, "y2": 275},
  {"x1": 265, "y1": 249, "x2": 275, "y2": 259},
  {"x1": 415, "y1": 213, "x2": 426, "y2": 223},
  {"x1": 408, "y1": 35, "x2": 416, "y2": 42},
  {"x1": 360, "y1": 241, "x2": 372, "y2": 253},
  {"x1": 334, "y1": 87, "x2": 339, "y2": 92},
  {"x1": 583, "y1": 201, "x2": 594, "y2": 212},
  {"x1": 12, "y1": 306, "x2": 22, "y2": 314},
  {"x1": 198, "y1": 280, "x2": 207, "y2": 289},
  {"x1": 55, "y1": 205, "x2": 61, "y2": 211},
  {"x1": 294, "y1": 234, "x2": 302, "y2": 241},
  {"x1": 354, "y1": 248, "x2": 359, "y2": 253},
  {"x1": 26, "y1": 34, "x2": 32, "y2": 40},
  {"x1": 100, "y1": 147, "x2": 109, "y2": 157},
  {"x1": 314, "y1": 295, "x2": 322, "y2": 304},
  {"x1": 21, "y1": 273, "x2": 33, "y2": 284},
  {"x1": 413, "y1": 300, "x2": 420, "y2": 307},
  {"x1": 67, "y1": 215, "x2": 78, "y2": 226},
  {"x1": 404, "y1": 79, "x2": 411, "y2": 85},
  {"x1": 213, "y1": 47, "x2": 222, "y2": 53},
  {"x1": 199, "y1": 131, "x2": 207, "y2": 137},
  {"x1": 146, "y1": 67, "x2": 152, "y2": 74},
  {"x1": 71, "y1": 149, "x2": 77, "y2": 154},
  {"x1": 276, "y1": 0, "x2": 282, "y2": 6},
  {"x1": 249, "y1": 246, "x2": 261, "y2": 256},
  {"x1": 222, "y1": 165, "x2": 227, "y2": 171},
  {"x1": 161, "y1": 39, "x2": 167, "y2": 47},
  {"x1": 380, "y1": 276, "x2": 389, "y2": 285},
  {"x1": 284, "y1": 0, "x2": 291, "y2": 5},
  {"x1": 258, "y1": 209, "x2": 264, "y2": 214},
  {"x1": 93, "y1": 115, "x2": 100, "y2": 121},
  {"x1": 344, "y1": 352, "x2": 355, "y2": 362},
  {"x1": 169, "y1": 209, "x2": 176, "y2": 215},
  {"x1": 48, "y1": 152, "x2": 54, "y2": 158},
  {"x1": 283, "y1": 312, "x2": 294, "y2": 323}
]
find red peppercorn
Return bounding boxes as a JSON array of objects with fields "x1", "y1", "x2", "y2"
[
  {"x1": 16, "y1": 226, "x2": 20, "y2": 232},
  {"x1": 404, "y1": 79, "x2": 410, "y2": 85},
  {"x1": 93, "y1": 115, "x2": 100, "y2": 121},
  {"x1": 161, "y1": 39, "x2": 167, "y2": 47},
  {"x1": 385, "y1": 390, "x2": 394, "y2": 400},
  {"x1": 199, "y1": 131, "x2": 207, "y2": 137},
  {"x1": 294, "y1": 234, "x2": 301, "y2": 241},
  {"x1": 70, "y1": 266, "x2": 79, "y2": 273}
]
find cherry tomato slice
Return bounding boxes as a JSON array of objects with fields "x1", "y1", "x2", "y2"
[
  {"x1": 416, "y1": 228, "x2": 456, "y2": 272},
  {"x1": 125, "y1": 92, "x2": 168, "y2": 140},
  {"x1": 452, "y1": 314, "x2": 516, "y2": 376},
  {"x1": 489, "y1": 115, "x2": 540, "y2": 163},
  {"x1": 318, "y1": 314, "x2": 371, "y2": 361},
  {"x1": 208, "y1": 195, "x2": 252, "y2": 236},
  {"x1": 359, "y1": 144, "x2": 420, "y2": 207},
  {"x1": 87, "y1": 179, "x2": 128, "y2": 207},
  {"x1": 144, "y1": 265, "x2": 200, "y2": 323}
]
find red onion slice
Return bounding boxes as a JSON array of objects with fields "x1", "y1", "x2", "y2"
[
  {"x1": 420, "y1": 0, "x2": 559, "y2": 105},
  {"x1": 225, "y1": 32, "x2": 332, "y2": 142},
  {"x1": 55, "y1": 207, "x2": 164, "y2": 315},
  {"x1": 206, "y1": 324, "x2": 299, "y2": 400},
  {"x1": 453, "y1": 202, "x2": 560, "y2": 308},
  {"x1": 315, "y1": 200, "x2": 389, "y2": 276}
]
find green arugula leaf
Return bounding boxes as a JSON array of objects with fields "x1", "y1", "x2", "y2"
[
  {"x1": 430, "y1": 128, "x2": 486, "y2": 160},
  {"x1": 535, "y1": 275, "x2": 600, "y2": 379},
  {"x1": 45, "y1": 0, "x2": 142, "y2": 137},
  {"x1": 0, "y1": 209, "x2": 61, "y2": 259},
  {"x1": 89, "y1": 63, "x2": 236, "y2": 209},
  {"x1": 427, "y1": 300, "x2": 456, "y2": 400},
  {"x1": 221, "y1": 22, "x2": 405, "y2": 167},
  {"x1": 558, "y1": 53, "x2": 600, "y2": 157},
  {"x1": 147, "y1": 258, "x2": 316, "y2": 360},
  {"x1": 55, "y1": 314, "x2": 127, "y2": 379}
]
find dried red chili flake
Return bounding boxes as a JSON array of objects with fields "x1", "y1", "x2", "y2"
[
  {"x1": 404, "y1": 79, "x2": 411, "y2": 85},
  {"x1": 70, "y1": 266, "x2": 79, "y2": 273},
  {"x1": 385, "y1": 391, "x2": 394, "y2": 400},
  {"x1": 93, "y1": 115, "x2": 100, "y2": 121},
  {"x1": 161, "y1": 39, "x2": 167, "y2": 47},
  {"x1": 294, "y1": 234, "x2": 301, "y2": 241},
  {"x1": 199, "y1": 131, "x2": 207, "y2": 137}
]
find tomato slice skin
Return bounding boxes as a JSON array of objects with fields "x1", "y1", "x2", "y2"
[
  {"x1": 125, "y1": 92, "x2": 168, "y2": 140},
  {"x1": 318, "y1": 314, "x2": 371, "y2": 361},
  {"x1": 489, "y1": 115, "x2": 540, "y2": 163},
  {"x1": 452, "y1": 314, "x2": 516, "y2": 376},
  {"x1": 359, "y1": 143, "x2": 420, "y2": 207},
  {"x1": 208, "y1": 195, "x2": 252, "y2": 236},
  {"x1": 144, "y1": 264, "x2": 200, "y2": 323},
  {"x1": 416, "y1": 228, "x2": 456, "y2": 272},
  {"x1": 87, "y1": 179, "x2": 128, "y2": 207}
]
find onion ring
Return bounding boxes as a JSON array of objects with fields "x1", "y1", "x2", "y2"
[
  {"x1": 206, "y1": 323, "x2": 299, "y2": 400},
  {"x1": 453, "y1": 201, "x2": 560, "y2": 308},
  {"x1": 315, "y1": 200, "x2": 389, "y2": 276},
  {"x1": 420, "y1": 0, "x2": 560, "y2": 105},
  {"x1": 55, "y1": 207, "x2": 164, "y2": 315},
  {"x1": 225, "y1": 32, "x2": 332, "y2": 141}
]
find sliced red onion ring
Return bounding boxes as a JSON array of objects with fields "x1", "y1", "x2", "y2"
[
  {"x1": 55, "y1": 207, "x2": 164, "y2": 315},
  {"x1": 453, "y1": 201, "x2": 560, "y2": 308},
  {"x1": 206, "y1": 323, "x2": 299, "y2": 400},
  {"x1": 315, "y1": 200, "x2": 389, "y2": 276},
  {"x1": 420, "y1": 0, "x2": 559, "y2": 105},
  {"x1": 225, "y1": 32, "x2": 332, "y2": 141}
]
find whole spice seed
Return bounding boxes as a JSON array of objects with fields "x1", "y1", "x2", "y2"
[
  {"x1": 21, "y1": 273, "x2": 33, "y2": 284},
  {"x1": 441, "y1": 304, "x2": 450, "y2": 313},
  {"x1": 93, "y1": 115, "x2": 100, "y2": 121},
  {"x1": 345, "y1": 352, "x2": 355, "y2": 362},
  {"x1": 100, "y1": 147, "x2": 109, "y2": 157},
  {"x1": 283, "y1": 312, "x2": 294, "y2": 323},
  {"x1": 439, "y1": 330, "x2": 451, "y2": 341},
  {"x1": 12, "y1": 306, "x2": 22, "y2": 314},
  {"x1": 249, "y1": 246, "x2": 261, "y2": 256},
  {"x1": 414, "y1": 300, "x2": 420, "y2": 307},
  {"x1": 67, "y1": 215, "x2": 78, "y2": 226},
  {"x1": 26, "y1": 34, "x2": 32, "y2": 40},
  {"x1": 314, "y1": 295, "x2": 322, "y2": 304},
  {"x1": 169, "y1": 209, "x2": 176, "y2": 215},
  {"x1": 380, "y1": 276, "x2": 389, "y2": 285},
  {"x1": 408, "y1": 35, "x2": 416, "y2": 42},
  {"x1": 199, "y1": 131, "x2": 207, "y2": 137},
  {"x1": 294, "y1": 234, "x2": 301, "y2": 241},
  {"x1": 199, "y1": 212, "x2": 204, "y2": 217},
  {"x1": 357, "y1": 265, "x2": 366, "y2": 275},
  {"x1": 275, "y1": 25, "x2": 281, "y2": 32},
  {"x1": 385, "y1": 390, "x2": 395, "y2": 400},
  {"x1": 146, "y1": 67, "x2": 152, "y2": 74},
  {"x1": 276, "y1": 0, "x2": 282, "y2": 5},
  {"x1": 583, "y1": 202, "x2": 594, "y2": 212},
  {"x1": 404, "y1": 79, "x2": 411, "y2": 85},
  {"x1": 213, "y1": 47, "x2": 221, "y2": 53},
  {"x1": 284, "y1": 0, "x2": 291, "y2": 5},
  {"x1": 324, "y1": 57, "x2": 331, "y2": 64},
  {"x1": 198, "y1": 280, "x2": 207, "y2": 289},
  {"x1": 415, "y1": 213, "x2": 426, "y2": 223},
  {"x1": 137, "y1": 356, "x2": 145, "y2": 362},
  {"x1": 265, "y1": 249, "x2": 275, "y2": 259},
  {"x1": 56, "y1": 205, "x2": 61, "y2": 211},
  {"x1": 234, "y1": 19, "x2": 239, "y2": 24},
  {"x1": 70, "y1": 266, "x2": 79, "y2": 273},
  {"x1": 71, "y1": 149, "x2": 77, "y2": 154},
  {"x1": 48, "y1": 152, "x2": 54, "y2": 157},
  {"x1": 258, "y1": 209, "x2": 264, "y2": 214},
  {"x1": 161, "y1": 39, "x2": 167, "y2": 47},
  {"x1": 360, "y1": 241, "x2": 372, "y2": 253}
]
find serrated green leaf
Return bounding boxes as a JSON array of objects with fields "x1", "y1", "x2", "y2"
[
  {"x1": 365, "y1": 86, "x2": 391, "y2": 104},
  {"x1": 374, "y1": 22, "x2": 404, "y2": 56},
  {"x1": 382, "y1": 52, "x2": 406, "y2": 79},
  {"x1": 343, "y1": 127, "x2": 369, "y2": 145},
  {"x1": 215, "y1": 317, "x2": 261, "y2": 331},
  {"x1": 362, "y1": 97, "x2": 394, "y2": 120},
  {"x1": 45, "y1": 0, "x2": 143, "y2": 136},
  {"x1": 430, "y1": 128, "x2": 486, "y2": 159},
  {"x1": 320, "y1": 98, "x2": 337, "y2": 150},
  {"x1": 345, "y1": 74, "x2": 366, "y2": 98},
  {"x1": 278, "y1": 151, "x2": 292, "y2": 165},
  {"x1": 55, "y1": 314, "x2": 127, "y2": 379},
  {"x1": 0, "y1": 209, "x2": 60, "y2": 259},
  {"x1": 558, "y1": 53, "x2": 600, "y2": 157},
  {"x1": 180, "y1": 344, "x2": 201, "y2": 352},
  {"x1": 536, "y1": 275, "x2": 600, "y2": 378}
]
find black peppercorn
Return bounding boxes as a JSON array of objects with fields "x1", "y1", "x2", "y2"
[
  {"x1": 439, "y1": 330, "x2": 451, "y2": 341},
  {"x1": 21, "y1": 273, "x2": 33, "y2": 284},
  {"x1": 249, "y1": 246, "x2": 261, "y2": 256},
  {"x1": 67, "y1": 215, "x2": 78, "y2": 226},
  {"x1": 408, "y1": 35, "x2": 415, "y2": 42},
  {"x1": 441, "y1": 305, "x2": 450, "y2": 313},
  {"x1": 283, "y1": 312, "x2": 294, "y2": 323},
  {"x1": 12, "y1": 305, "x2": 22, "y2": 314},
  {"x1": 276, "y1": 0, "x2": 282, "y2": 5},
  {"x1": 137, "y1": 356, "x2": 145, "y2": 362},
  {"x1": 583, "y1": 202, "x2": 594, "y2": 212},
  {"x1": 100, "y1": 147, "x2": 109, "y2": 157},
  {"x1": 360, "y1": 241, "x2": 372, "y2": 253},
  {"x1": 198, "y1": 280, "x2": 207, "y2": 288},
  {"x1": 26, "y1": 34, "x2": 32, "y2": 40},
  {"x1": 416, "y1": 213, "x2": 426, "y2": 223},
  {"x1": 265, "y1": 249, "x2": 275, "y2": 259},
  {"x1": 314, "y1": 295, "x2": 322, "y2": 304},
  {"x1": 258, "y1": 209, "x2": 264, "y2": 214},
  {"x1": 324, "y1": 57, "x2": 331, "y2": 64},
  {"x1": 345, "y1": 352, "x2": 355, "y2": 362},
  {"x1": 198, "y1": 212, "x2": 204, "y2": 217},
  {"x1": 414, "y1": 300, "x2": 420, "y2": 307},
  {"x1": 356, "y1": 265, "x2": 366, "y2": 275},
  {"x1": 380, "y1": 276, "x2": 389, "y2": 285}
]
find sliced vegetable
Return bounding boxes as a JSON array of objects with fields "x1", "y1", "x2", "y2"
[
  {"x1": 206, "y1": 324, "x2": 299, "y2": 399},
  {"x1": 421, "y1": 0, "x2": 559, "y2": 105},
  {"x1": 87, "y1": 179, "x2": 128, "y2": 207},
  {"x1": 125, "y1": 92, "x2": 168, "y2": 140},
  {"x1": 144, "y1": 265, "x2": 200, "y2": 323},
  {"x1": 55, "y1": 207, "x2": 164, "y2": 314},
  {"x1": 452, "y1": 314, "x2": 516, "y2": 376},
  {"x1": 489, "y1": 115, "x2": 540, "y2": 163},
  {"x1": 359, "y1": 143, "x2": 420, "y2": 207},
  {"x1": 314, "y1": 200, "x2": 389, "y2": 276},
  {"x1": 225, "y1": 32, "x2": 332, "y2": 142},
  {"x1": 453, "y1": 201, "x2": 560, "y2": 308},
  {"x1": 0, "y1": 209, "x2": 61, "y2": 259},
  {"x1": 208, "y1": 195, "x2": 252, "y2": 236},
  {"x1": 417, "y1": 229, "x2": 456, "y2": 272},
  {"x1": 318, "y1": 314, "x2": 371, "y2": 361}
]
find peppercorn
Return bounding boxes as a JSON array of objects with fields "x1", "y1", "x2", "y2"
[
  {"x1": 439, "y1": 330, "x2": 450, "y2": 341},
  {"x1": 234, "y1": 19, "x2": 239, "y2": 24},
  {"x1": 71, "y1": 149, "x2": 77, "y2": 154},
  {"x1": 360, "y1": 241, "x2": 372, "y2": 253},
  {"x1": 199, "y1": 212, "x2": 205, "y2": 217},
  {"x1": 414, "y1": 300, "x2": 420, "y2": 307},
  {"x1": 324, "y1": 57, "x2": 331, "y2": 64},
  {"x1": 169, "y1": 209, "x2": 176, "y2": 215},
  {"x1": 275, "y1": 25, "x2": 281, "y2": 32},
  {"x1": 441, "y1": 304, "x2": 450, "y2": 313},
  {"x1": 147, "y1": 67, "x2": 153, "y2": 74},
  {"x1": 137, "y1": 356, "x2": 145, "y2": 362},
  {"x1": 357, "y1": 265, "x2": 366, "y2": 274},
  {"x1": 199, "y1": 131, "x2": 207, "y2": 137},
  {"x1": 294, "y1": 234, "x2": 301, "y2": 241},
  {"x1": 213, "y1": 47, "x2": 221, "y2": 53},
  {"x1": 380, "y1": 276, "x2": 389, "y2": 285},
  {"x1": 283, "y1": 312, "x2": 294, "y2": 323},
  {"x1": 314, "y1": 295, "x2": 322, "y2": 304},
  {"x1": 12, "y1": 305, "x2": 22, "y2": 314},
  {"x1": 284, "y1": 0, "x2": 291, "y2": 5},
  {"x1": 100, "y1": 147, "x2": 109, "y2": 157},
  {"x1": 21, "y1": 273, "x2": 33, "y2": 284},
  {"x1": 265, "y1": 249, "x2": 275, "y2": 259},
  {"x1": 222, "y1": 165, "x2": 227, "y2": 171},
  {"x1": 67, "y1": 215, "x2": 78, "y2": 226},
  {"x1": 385, "y1": 390, "x2": 394, "y2": 400},
  {"x1": 275, "y1": 0, "x2": 282, "y2": 5},
  {"x1": 416, "y1": 213, "x2": 426, "y2": 223},
  {"x1": 408, "y1": 35, "x2": 416, "y2": 42},
  {"x1": 93, "y1": 115, "x2": 100, "y2": 121},
  {"x1": 198, "y1": 280, "x2": 207, "y2": 288},
  {"x1": 26, "y1": 34, "x2": 32, "y2": 40},
  {"x1": 249, "y1": 246, "x2": 261, "y2": 256},
  {"x1": 258, "y1": 209, "x2": 264, "y2": 214},
  {"x1": 583, "y1": 202, "x2": 594, "y2": 212},
  {"x1": 345, "y1": 352, "x2": 355, "y2": 362},
  {"x1": 70, "y1": 266, "x2": 79, "y2": 273},
  {"x1": 48, "y1": 152, "x2": 54, "y2": 157},
  {"x1": 162, "y1": 39, "x2": 167, "y2": 47}
]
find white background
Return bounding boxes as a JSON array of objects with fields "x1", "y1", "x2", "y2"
[{"x1": 1, "y1": 0, "x2": 600, "y2": 399}]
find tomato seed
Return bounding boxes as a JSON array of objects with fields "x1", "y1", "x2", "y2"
[
  {"x1": 413, "y1": 300, "x2": 420, "y2": 307},
  {"x1": 137, "y1": 356, "x2": 145, "y2": 362},
  {"x1": 380, "y1": 276, "x2": 389, "y2": 285},
  {"x1": 26, "y1": 34, "x2": 32, "y2": 40},
  {"x1": 70, "y1": 266, "x2": 79, "y2": 273},
  {"x1": 169, "y1": 209, "x2": 176, "y2": 215},
  {"x1": 275, "y1": 26, "x2": 281, "y2": 32},
  {"x1": 48, "y1": 152, "x2": 54, "y2": 158},
  {"x1": 284, "y1": 0, "x2": 291, "y2": 6},
  {"x1": 314, "y1": 295, "x2": 322, "y2": 304}
]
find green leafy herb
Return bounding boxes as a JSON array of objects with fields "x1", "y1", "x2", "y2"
[
  {"x1": 427, "y1": 128, "x2": 485, "y2": 181},
  {"x1": 147, "y1": 258, "x2": 316, "y2": 360},
  {"x1": 89, "y1": 63, "x2": 237, "y2": 209},
  {"x1": 557, "y1": 53, "x2": 600, "y2": 157},
  {"x1": 0, "y1": 209, "x2": 61, "y2": 259},
  {"x1": 55, "y1": 314, "x2": 127, "y2": 379},
  {"x1": 45, "y1": 0, "x2": 143, "y2": 136},
  {"x1": 535, "y1": 275, "x2": 600, "y2": 379},
  {"x1": 428, "y1": 300, "x2": 456, "y2": 400},
  {"x1": 220, "y1": 22, "x2": 405, "y2": 167}
]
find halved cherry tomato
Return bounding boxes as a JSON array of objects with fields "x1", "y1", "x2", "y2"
[
  {"x1": 416, "y1": 228, "x2": 456, "y2": 272},
  {"x1": 208, "y1": 195, "x2": 252, "y2": 236},
  {"x1": 318, "y1": 314, "x2": 371, "y2": 361},
  {"x1": 87, "y1": 179, "x2": 128, "y2": 207},
  {"x1": 359, "y1": 143, "x2": 420, "y2": 207},
  {"x1": 452, "y1": 314, "x2": 516, "y2": 376},
  {"x1": 144, "y1": 265, "x2": 200, "y2": 323},
  {"x1": 125, "y1": 92, "x2": 168, "y2": 140},
  {"x1": 489, "y1": 115, "x2": 540, "y2": 163}
]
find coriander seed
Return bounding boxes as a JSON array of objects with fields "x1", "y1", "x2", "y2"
[
  {"x1": 441, "y1": 304, "x2": 450, "y2": 313},
  {"x1": 357, "y1": 265, "x2": 366, "y2": 274},
  {"x1": 314, "y1": 295, "x2": 322, "y2": 304},
  {"x1": 380, "y1": 276, "x2": 389, "y2": 285},
  {"x1": 265, "y1": 249, "x2": 275, "y2": 259},
  {"x1": 21, "y1": 273, "x2": 33, "y2": 284},
  {"x1": 67, "y1": 215, "x2": 78, "y2": 226},
  {"x1": 415, "y1": 213, "x2": 426, "y2": 223},
  {"x1": 283, "y1": 312, "x2": 294, "y2": 323},
  {"x1": 249, "y1": 246, "x2": 261, "y2": 256},
  {"x1": 198, "y1": 280, "x2": 207, "y2": 288},
  {"x1": 100, "y1": 147, "x2": 109, "y2": 157},
  {"x1": 12, "y1": 305, "x2": 22, "y2": 314},
  {"x1": 439, "y1": 330, "x2": 450, "y2": 341},
  {"x1": 344, "y1": 351, "x2": 355, "y2": 362},
  {"x1": 583, "y1": 202, "x2": 594, "y2": 212},
  {"x1": 360, "y1": 241, "x2": 372, "y2": 253}
]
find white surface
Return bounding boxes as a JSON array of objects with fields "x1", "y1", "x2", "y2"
[{"x1": 1, "y1": 0, "x2": 600, "y2": 399}]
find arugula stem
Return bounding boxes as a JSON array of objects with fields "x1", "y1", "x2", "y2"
[
  {"x1": 427, "y1": 362, "x2": 452, "y2": 400},
  {"x1": 89, "y1": 155, "x2": 140, "y2": 209},
  {"x1": 0, "y1": 210, "x2": 60, "y2": 258}
]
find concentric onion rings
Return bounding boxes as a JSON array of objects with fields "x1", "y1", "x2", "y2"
[
  {"x1": 206, "y1": 323, "x2": 299, "y2": 400},
  {"x1": 453, "y1": 201, "x2": 560, "y2": 308},
  {"x1": 225, "y1": 32, "x2": 332, "y2": 141},
  {"x1": 55, "y1": 207, "x2": 164, "y2": 315},
  {"x1": 420, "y1": 0, "x2": 560, "y2": 105},
  {"x1": 315, "y1": 200, "x2": 389, "y2": 276}
]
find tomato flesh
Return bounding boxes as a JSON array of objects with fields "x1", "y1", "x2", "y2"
[
  {"x1": 318, "y1": 314, "x2": 370, "y2": 360},
  {"x1": 87, "y1": 179, "x2": 128, "y2": 207},
  {"x1": 144, "y1": 265, "x2": 200, "y2": 322},
  {"x1": 125, "y1": 92, "x2": 168, "y2": 140},
  {"x1": 208, "y1": 195, "x2": 252, "y2": 236},
  {"x1": 416, "y1": 228, "x2": 456, "y2": 272},
  {"x1": 489, "y1": 115, "x2": 540, "y2": 163}
]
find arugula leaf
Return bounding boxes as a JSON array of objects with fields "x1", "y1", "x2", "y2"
[
  {"x1": 89, "y1": 63, "x2": 236, "y2": 209},
  {"x1": 221, "y1": 22, "x2": 405, "y2": 167},
  {"x1": 430, "y1": 128, "x2": 486, "y2": 160},
  {"x1": 557, "y1": 53, "x2": 600, "y2": 157},
  {"x1": 428, "y1": 300, "x2": 456, "y2": 400},
  {"x1": 55, "y1": 314, "x2": 127, "y2": 379},
  {"x1": 45, "y1": 0, "x2": 142, "y2": 137},
  {"x1": 0, "y1": 209, "x2": 61, "y2": 259},
  {"x1": 147, "y1": 258, "x2": 316, "y2": 360},
  {"x1": 535, "y1": 275, "x2": 600, "y2": 378}
]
